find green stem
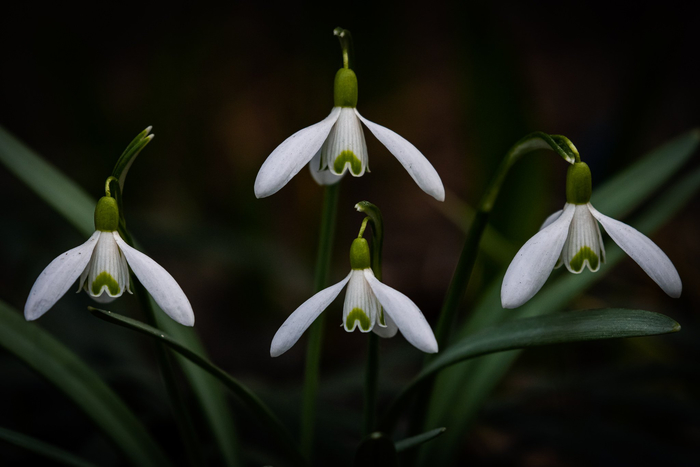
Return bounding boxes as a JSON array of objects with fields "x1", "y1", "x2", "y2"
[
  {"x1": 363, "y1": 333, "x2": 380, "y2": 435},
  {"x1": 405, "y1": 132, "x2": 579, "y2": 441},
  {"x1": 89, "y1": 307, "x2": 307, "y2": 467},
  {"x1": 333, "y1": 27, "x2": 355, "y2": 70},
  {"x1": 131, "y1": 276, "x2": 204, "y2": 467},
  {"x1": 301, "y1": 183, "x2": 340, "y2": 458}
]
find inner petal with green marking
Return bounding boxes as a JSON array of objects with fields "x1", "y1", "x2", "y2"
[
  {"x1": 346, "y1": 308, "x2": 372, "y2": 332},
  {"x1": 333, "y1": 150, "x2": 363, "y2": 175},
  {"x1": 91, "y1": 271, "x2": 121, "y2": 295},
  {"x1": 560, "y1": 204, "x2": 606, "y2": 273},
  {"x1": 569, "y1": 246, "x2": 599, "y2": 273}
]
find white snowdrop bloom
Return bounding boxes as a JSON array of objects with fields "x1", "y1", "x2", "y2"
[
  {"x1": 270, "y1": 237, "x2": 438, "y2": 357},
  {"x1": 25, "y1": 196, "x2": 194, "y2": 326},
  {"x1": 254, "y1": 68, "x2": 445, "y2": 201},
  {"x1": 501, "y1": 162, "x2": 682, "y2": 309}
]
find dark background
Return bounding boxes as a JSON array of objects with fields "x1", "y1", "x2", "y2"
[{"x1": 1, "y1": 2, "x2": 698, "y2": 466}]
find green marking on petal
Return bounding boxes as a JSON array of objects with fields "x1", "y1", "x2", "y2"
[
  {"x1": 91, "y1": 271, "x2": 120, "y2": 295},
  {"x1": 378, "y1": 308, "x2": 386, "y2": 326},
  {"x1": 569, "y1": 246, "x2": 599, "y2": 272},
  {"x1": 346, "y1": 308, "x2": 371, "y2": 331},
  {"x1": 334, "y1": 150, "x2": 363, "y2": 176}
]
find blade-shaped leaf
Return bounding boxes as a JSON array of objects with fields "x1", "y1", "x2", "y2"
[
  {"x1": 380, "y1": 309, "x2": 678, "y2": 431},
  {"x1": 394, "y1": 427, "x2": 446, "y2": 453},
  {"x1": 0, "y1": 426, "x2": 99, "y2": 467},
  {"x1": 0, "y1": 125, "x2": 240, "y2": 466},
  {"x1": 0, "y1": 301, "x2": 170, "y2": 467},
  {"x1": 89, "y1": 307, "x2": 307, "y2": 467},
  {"x1": 424, "y1": 135, "x2": 700, "y2": 464}
]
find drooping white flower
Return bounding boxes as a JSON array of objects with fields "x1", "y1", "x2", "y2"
[
  {"x1": 254, "y1": 67, "x2": 445, "y2": 201},
  {"x1": 501, "y1": 162, "x2": 682, "y2": 309},
  {"x1": 24, "y1": 196, "x2": 194, "y2": 326},
  {"x1": 270, "y1": 237, "x2": 438, "y2": 357}
]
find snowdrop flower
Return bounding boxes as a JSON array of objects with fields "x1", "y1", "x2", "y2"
[
  {"x1": 254, "y1": 55, "x2": 444, "y2": 201},
  {"x1": 501, "y1": 162, "x2": 682, "y2": 309},
  {"x1": 270, "y1": 237, "x2": 438, "y2": 357},
  {"x1": 25, "y1": 196, "x2": 194, "y2": 326}
]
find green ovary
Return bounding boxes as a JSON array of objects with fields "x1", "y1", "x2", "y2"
[
  {"x1": 569, "y1": 246, "x2": 599, "y2": 272},
  {"x1": 346, "y1": 308, "x2": 371, "y2": 331},
  {"x1": 91, "y1": 271, "x2": 120, "y2": 295},
  {"x1": 334, "y1": 150, "x2": 363, "y2": 175}
]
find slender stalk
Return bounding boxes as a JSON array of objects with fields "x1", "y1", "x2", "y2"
[
  {"x1": 132, "y1": 275, "x2": 204, "y2": 467},
  {"x1": 301, "y1": 183, "x2": 340, "y2": 458},
  {"x1": 363, "y1": 333, "x2": 380, "y2": 435},
  {"x1": 403, "y1": 133, "x2": 580, "y2": 444}
]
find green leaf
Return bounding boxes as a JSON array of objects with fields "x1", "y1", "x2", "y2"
[
  {"x1": 380, "y1": 309, "x2": 678, "y2": 431},
  {"x1": 0, "y1": 426, "x2": 99, "y2": 467},
  {"x1": 394, "y1": 427, "x2": 446, "y2": 453},
  {"x1": 0, "y1": 301, "x2": 170, "y2": 467},
  {"x1": 423, "y1": 131, "x2": 700, "y2": 465},
  {"x1": 0, "y1": 125, "x2": 240, "y2": 467},
  {"x1": 89, "y1": 307, "x2": 307, "y2": 467},
  {"x1": 0, "y1": 125, "x2": 95, "y2": 235}
]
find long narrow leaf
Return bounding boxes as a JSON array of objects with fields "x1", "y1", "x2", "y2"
[
  {"x1": 379, "y1": 309, "x2": 678, "y2": 430},
  {"x1": 0, "y1": 301, "x2": 170, "y2": 467},
  {"x1": 0, "y1": 426, "x2": 99, "y2": 467},
  {"x1": 424, "y1": 134, "x2": 700, "y2": 464},
  {"x1": 89, "y1": 307, "x2": 307, "y2": 467},
  {"x1": 0, "y1": 125, "x2": 240, "y2": 466}
]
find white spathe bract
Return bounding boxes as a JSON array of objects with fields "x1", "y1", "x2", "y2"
[
  {"x1": 501, "y1": 202, "x2": 682, "y2": 309},
  {"x1": 25, "y1": 231, "x2": 194, "y2": 326},
  {"x1": 254, "y1": 106, "x2": 445, "y2": 201},
  {"x1": 270, "y1": 268, "x2": 437, "y2": 357}
]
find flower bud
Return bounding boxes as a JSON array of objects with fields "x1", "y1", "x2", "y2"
[
  {"x1": 349, "y1": 237, "x2": 371, "y2": 270},
  {"x1": 94, "y1": 196, "x2": 119, "y2": 232},
  {"x1": 566, "y1": 162, "x2": 592, "y2": 204},
  {"x1": 334, "y1": 68, "x2": 358, "y2": 108}
]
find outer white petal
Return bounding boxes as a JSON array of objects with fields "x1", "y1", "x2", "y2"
[
  {"x1": 309, "y1": 149, "x2": 344, "y2": 185},
  {"x1": 372, "y1": 311, "x2": 398, "y2": 338},
  {"x1": 539, "y1": 209, "x2": 563, "y2": 231},
  {"x1": 501, "y1": 203, "x2": 576, "y2": 309},
  {"x1": 113, "y1": 233, "x2": 195, "y2": 326},
  {"x1": 270, "y1": 272, "x2": 352, "y2": 357},
  {"x1": 588, "y1": 204, "x2": 682, "y2": 298},
  {"x1": 355, "y1": 109, "x2": 445, "y2": 201},
  {"x1": 254, "y1": 107, "x2": 341, "y2": 198},
  {"x1": 25, "y1": 231, "x2": 100, "y2": 321},
  {"x1": 363, "y1": 269, "x2": 438, "y2": 353}
]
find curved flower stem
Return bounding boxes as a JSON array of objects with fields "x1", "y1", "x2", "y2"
[
  {"x1": 406, "y1": 132, "x2": 579, "y2": 441},
  {"x1": 301, "y1": 183, "x2": 340, "y2": 458},
  {"x1": 355, "y1": 201, "x2": 384, "y2": 435},
  {"x1": 333, "y1": 27, "x2": 355, "y2": 70},
  {"x1": 89, "y1": 307, "x2": 308, "y2": 467}
]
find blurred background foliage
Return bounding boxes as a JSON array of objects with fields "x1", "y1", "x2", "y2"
[{"x1": 1, "y1": 1, "x2": 699, "y2": 466}]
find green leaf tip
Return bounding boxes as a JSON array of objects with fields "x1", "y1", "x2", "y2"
[
  {"x1": 394, "y1": 427, "x2": 447, "y2": 453},
  {"x1": 112, "y1": 127, "x2": 155, "y2": 190}
]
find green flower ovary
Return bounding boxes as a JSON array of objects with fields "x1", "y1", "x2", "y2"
[
  {"x1": 334, "y1": 150, "x2": 363, "y2": 175},
  {"x1": 333, "y1": 68, "x2": 358, "y2": 107},
  {"x1": 569, "y1": 246, "x2": 599, "y2": 272},
  {"x1": 94, "y1": 196, "x2": 119, "y2": 232},
  {"x1": 349, "y1": 238, "x2": 371, "y2": 270},
  {"x1": 346, "y1": 308, "x2": 371, "y2": 331},
  {"x1": 566, "y1": 162, "x2": 592, "y2": 204},
  {"x1": 91, "y1": 271, "x2": 121, "y2": 295}
]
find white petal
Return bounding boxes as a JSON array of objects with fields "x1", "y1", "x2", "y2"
[
  {"x1": 539, "y1": 209, "x2": 563, "y2": 231},
  {"x1": 25, "y1": 231, "x2": 101, "y2": 321},
  {"x1": 372, "y1": 311, "x2": 398, "y2": 338},
  {"x1": 560, "y1": 205, "x2": 605, "y2": 273},
  {"x1": 270, "y1": 272, "x2": 352, "y2": 357},
  {"x1": 501, "y1": 203, "x2": 576, "y2": 309},
  {"x1": 309, "y1": 149, "x2": 344, "y2": 185},
  {"x1": 363, "y1": 269, "x2": 438, "y2": 353},
  {"x1": 113, "y1": 233, "x2": 195, "y2": 326},
  {"x1": 355, "y1": 109, "x2": 445, "y2": 201},
  {"x1": 85, "y1": 231, "x2": 130, "y2": 299},
  {"x1": 588, "y1": 204, "x2": 682, "y2": 297},
  {"x1": 322, "y1": 108, "x2": 368, "y2": 177},
  {"x1": 254, "y1": 107, "x2": 342, "y2": 198},
  {"x1": 342, "y1": 270, "x2": 381, "y2": 332}
]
